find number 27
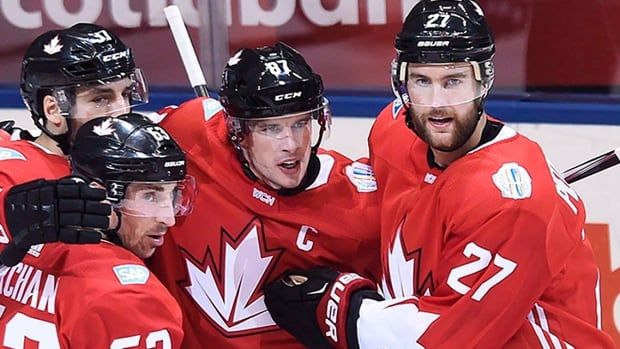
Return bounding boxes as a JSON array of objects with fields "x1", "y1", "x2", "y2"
[{"x1": 447, "y1": 242, "x2": 517, "y2": 301}]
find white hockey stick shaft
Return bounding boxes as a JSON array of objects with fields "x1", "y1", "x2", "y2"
[
  {"x1": 164, "y1": 5, "x2": 209, "y2": 97},
  {"x1": 562, "y1": 146, "x2": 620, "y2": 183}
]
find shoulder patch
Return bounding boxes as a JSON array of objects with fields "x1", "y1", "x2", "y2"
[
  {"x1": 112, "y1": 264, "x2": 150, "y2": 285},
  {"x1": 0, "y1": 147, "x2": 26, "y2": 161},
  {"x1": 492, "y1": 162, "x2": 532, "y2": 200},
  {"x1": 346, "y1": 161, "x2": 377, "y2": 193},
  {"x1": 392, "y1": 98, "x2": 404, "y2": 119},
  {"x1": 202, "y1": 98, "x2": 224, "y2": 121}
]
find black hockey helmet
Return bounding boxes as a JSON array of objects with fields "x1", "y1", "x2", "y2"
[
  {"x1": 392, "y1": 0, "x2": 495, "y2": 110},
  {"x1": 71, "y1": 113, "x2": 194, "y2": 216},
  {"x1": 220, "y1": 42, "x2": 327, "y2": 120},
  {"x1": 20, "y1": 23, "x2": 147, "y2": 128}
]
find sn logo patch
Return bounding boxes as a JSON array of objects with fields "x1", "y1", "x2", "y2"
[{"x1": 113, "y1": 264, "x2": 150, "y2": 285}]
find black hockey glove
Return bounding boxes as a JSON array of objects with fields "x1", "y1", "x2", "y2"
[
  {"x1": 1, "y1": 176, "x2": 109, "y2": 266},
  {"x1": 263, "y1": 267, "x2": 383, "y2": 349}
]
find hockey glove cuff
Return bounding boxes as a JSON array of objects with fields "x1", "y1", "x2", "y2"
[{"x1": 264, "y1": 267, "x2": 382, "y2": 349}]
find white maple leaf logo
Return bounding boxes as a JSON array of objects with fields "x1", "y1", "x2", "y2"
[
  {"x1": 381, "y1": 218, "x2": 433, "y2": 299},
  {"x1": 227, "y1": 50, "x2": 243, "y2": 66},
  {"x1": 185, "y1": 219, "x2": 282, "y2": 334},
  {"x1": 43, "y1": 35, "x2": 63, "y2": 55},
  {"x1": 381, "y1": 219, "x2": 415, "y2": 299},
  {"x1": 92, "y1": 118, "x2": 115, "y2": 136}
]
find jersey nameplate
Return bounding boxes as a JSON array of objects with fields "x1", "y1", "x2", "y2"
[{"x1": 113, "y1": 264, "x2": 150, "y2": 285}]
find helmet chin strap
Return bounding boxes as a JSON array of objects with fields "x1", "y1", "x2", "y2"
[
  {"x1": 103, "y1": 208, "x2": 123, "y2": 246},
  {"x1": 33, "y1": 113, "x2": 73, "y2": 155}
]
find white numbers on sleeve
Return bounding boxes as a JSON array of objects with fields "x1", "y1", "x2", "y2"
[
  {"x1": 110, "y1": 329, "x2": 172, "y2": 349},
  {"x1": 146, "y1": 329, "x2": 171, "y2": 348},
  {"x1": 4, "y1": 313, "x2": 60, "y2": 349},
  {"x1": 447, "y1": 242, "x2": 517, "y2": 301}
]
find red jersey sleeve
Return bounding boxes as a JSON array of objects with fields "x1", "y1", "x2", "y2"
[{"x1": 63, "y1": 278, "x2": 184, "y2": 348}]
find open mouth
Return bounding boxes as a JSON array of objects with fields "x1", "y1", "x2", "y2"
[
  {"x1": 279, "y1": 159, "x2": 300, "y2": 171},
  {"x1": 428, "y1": 117, "x2": 453, "y2": 128},
  {"x1": 148, "y1": 234, "x2": 165, "y2": 246}
]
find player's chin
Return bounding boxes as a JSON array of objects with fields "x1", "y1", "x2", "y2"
[
  {"x1": 276, "y1": 175, "x2": 304, "y2": 190},
  {"x1": 133, "y1": 244, "x2": 157, "y2": 259}
]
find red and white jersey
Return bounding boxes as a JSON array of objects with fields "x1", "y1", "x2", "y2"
[
  {"x1": 0, "y1": 138, "x2": 70, "y2": 248},
  {"x1": 148, "y1": 97, "x2": 381, "y2": 348},
  {"x1": 0, "y1": 242, "x2": 184, "y2": 348},
  {"x1": 364, "y1": 101, "x2": 615, "y2": 347}
]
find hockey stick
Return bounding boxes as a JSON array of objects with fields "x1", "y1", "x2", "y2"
[
  {"x1": 562, "y1": 146, "x2": 620, "y2": 183},
  {"x1": 164, "y1": 5, "x2": 209, "y2": 97}
]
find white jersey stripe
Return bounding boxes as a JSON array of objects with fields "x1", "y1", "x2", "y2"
[
  {"x1": 595, "y1": 268, "x2": 602, "y2": 330},
  {"x1": 535, "y1": 304, "x2": 562, "y2": 348},
  {"x1": 528, "y1": 310, "x2": 551, "y2": 349}
]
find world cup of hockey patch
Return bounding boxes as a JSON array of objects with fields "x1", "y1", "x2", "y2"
[
  {"x1": 492, "y1": 162, "x2": 532, "y2": 200},
  {"x1": 112, "y1": 264, "x2": 150, "y2": 285},
  {"x1": 202, "y1": 98, "x2": 224, "y2": 121},
  {"x1": 345, "y1": 162, "x2": 377, "y2": 193},
  {"x1": 0, "y1": 147, "x2": 26, "y2": 161}
]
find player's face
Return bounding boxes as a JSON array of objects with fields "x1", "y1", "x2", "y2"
[
  {"x1": 406, "y1": 63, "x2": 484, "y2": 152},
  {"x1": 117, "y1": 182, "x2": 178, "y2": 259},
  {"x1": 244, "y1": 113, "x2": 313, "y2": 190},
  {"x1": 69, "y1": 77, "x2": 134, "y2": 137}
]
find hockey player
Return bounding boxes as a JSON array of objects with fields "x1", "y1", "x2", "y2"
[
  {"x1": 0, "y1": 23, "x2": 149, "y2": 266},
  {"x1": 262, "y1": 0, "x2": 616, "y2": 347},
  {"x1": 0, "y1": 113, "x2": 191, "y2": 348},
  {"x1": 147, "y1": 42, "x2": 381, "y2": 348}
]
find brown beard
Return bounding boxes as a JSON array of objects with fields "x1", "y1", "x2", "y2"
[{"x1": 410, "y1": 103, "x2": 479, "y2": 152}]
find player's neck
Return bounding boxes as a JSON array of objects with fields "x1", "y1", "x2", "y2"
[
  {"x1": 432, "y1": 115, "x2": 487, "y2": 167},
  {"x1": 34, "y1": 133, "x2": 65, "y2": 157}
]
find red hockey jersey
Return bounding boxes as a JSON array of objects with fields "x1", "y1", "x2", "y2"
[
  {"x1": 0, "y1": 242, "x2": 184, "y2": 348},
  {"x1": 362, "y1": 100, "x2": 615, "y2": 348},
  {"x1": 148, "y1": 97, "x2": 381, "y2": 348},
  {"x1": 0, "y1": 139, "x2": 71, "y2": 251}
]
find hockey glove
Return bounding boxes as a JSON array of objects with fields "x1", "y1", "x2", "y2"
[
  {"x1": 263, "y1": 267, "x2": 383, "y2": 349},
  {"x1": 1, "y1": 176, "x2": 109, "y2": 266}
]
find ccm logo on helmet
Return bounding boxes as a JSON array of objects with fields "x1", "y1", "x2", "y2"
[
  {"x1": 417, "y1": 41, "x2": 450, "y2": 47},
  {"x1": 274, "y1": 91, "x2": 302, "y2": 101},
  {"x1": 102, "y1": 51, "x2": 128, "y2": 62},
  {"x1": 324, "y1": 273, "x2": 363, "y2": 343}
]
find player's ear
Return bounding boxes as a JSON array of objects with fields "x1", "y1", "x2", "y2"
[{"x1": 42, "y1": 95, "x2": 65, "y2": 127}]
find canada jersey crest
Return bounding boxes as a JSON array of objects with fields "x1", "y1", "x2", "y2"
[
  {"x1": 381, "y1": 216, "x2": 434, "y2": 299},
  {"x1": 183, "y1": 217, "x2": 283, "y2": 335}
]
